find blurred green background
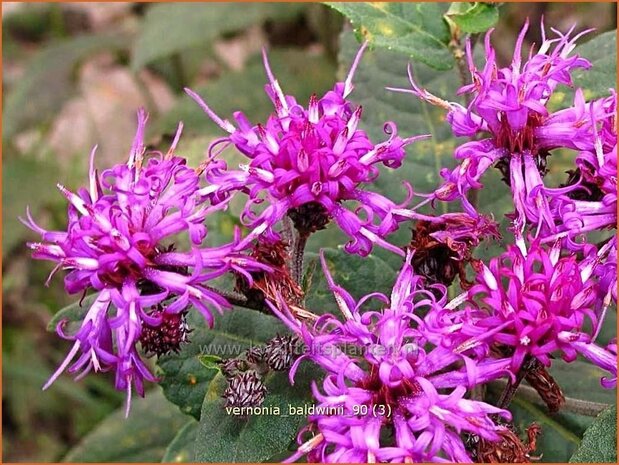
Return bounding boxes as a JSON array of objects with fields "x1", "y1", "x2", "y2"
[{"x1": 2, "y1": 2, "x2": 616, "y2": 462}]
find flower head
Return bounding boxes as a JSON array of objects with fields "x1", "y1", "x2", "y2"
[
  {"x1": 452, "y1": 239, "x2": 611, "y2": 373},
  {"x1": 545, "y1": 92, "x2": 617, "y2": 249},
  {"x1": 270, "y1": 251, "x2": 510, "y2": 462},
  {"x1": 22, "y1": 111, "x2": 269, "y2": 413},
  {"x1": 389, "y1": 21, "x2": 607, "y2": 242},
  {"x1": 186, "y1": 44, "x2": 428, "y2": 256}
]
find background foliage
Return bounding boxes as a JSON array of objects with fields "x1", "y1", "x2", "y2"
[{"x1": 2, "y1": 2, "x2": 617, "y2": 462}]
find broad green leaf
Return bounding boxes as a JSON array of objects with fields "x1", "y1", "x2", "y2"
[
  {"x1": 63, "y1": 389, "x2": 188, "y2": 462},
  {"x1": 570, "y1": 405, "x2": 617, "y2": 463},
  {"x1": 157, "y1": 308, "x2": 287, "y2": 420},
  {"x1": 445, "y1": 2, "x2": 499, "y2": 34},
  {"x1": 549, "y1": 29, "x2": 616, "y2": 111},
  {"x1": 3, "y1": 33, "x2": 129, "y2": 140},
  {"x1": 2, "y1": 155, "x2": 61, "y2": 256},
  {"x1": 46, "y1": 294, "x2": 98, "y2": 332},
  {"x1": 156, "y1": 49, "x2": 336, "y2": 137},
  {"x1": 327, "y1": 2, "x2": 453, "y2": 70},
  {"x1": 162, "y1": 420, "x2": 198, "y2": 463},
  {"x1": 132, "y1": 3, "x2": 305, "y2": 69},
  {"x1": 194, "y1": 363, "x2": 317, "y2": 462},
  {"x1": 337, "y1": 30, "x2": 460, "y2": 208},
  {"x1": 572, "y1": 30, "x2": 617, "y2": 101},
  {"x1": 304, "y1": 247, "x2": 397, "y2": 313},
  {"x1": 550, "y1": 360, "x2": 616, "y2": 408}
]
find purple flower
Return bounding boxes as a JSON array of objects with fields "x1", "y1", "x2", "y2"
[
  {"x1": 22, "y1": 110, "x2": 270, "y2": 413},
  {"x1": 594, "y1": 237, "x2": 617, "y2": 306},
  {"x1": 450, "y1": 239, "x2": 614, "y2": 376},
  {"x1": 543, "y1": 92, "x2": 617, "y2": 249},
  {"x1": 186, "y1": 44, "x2": 428, "y2": 256},
  {"x1": 389, "y1": 21, "x2": 605, "y2": 240},
  {"x1": 269, "y1": 251, "x2": 510, "y2": 463}
]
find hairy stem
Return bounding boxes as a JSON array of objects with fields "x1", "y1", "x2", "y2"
[
  {"x1": 291, "y1": 232, "x2": 309, "y2": 284},
  {"x1": 450, "y1": 32, "x2": 478, "y2": 106},
  {"x1": 282, "y1": 216, "x2": 295, "y2": 247}
]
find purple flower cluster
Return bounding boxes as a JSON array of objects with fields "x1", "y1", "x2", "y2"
[
  {"x1": 540, "y1": 90, "x2": 617, "y2": 253},
  {"x1": 387, "y1": 20, "x2": 617, "y2": 387},
  {"x1": 25, "y1": 16, "x2": 615, "y2": 463},
  {"x1": 274, "y1": 234, "x2": 614, "y2": 462},
  {"x1": 271, "y1": 252, "x2": 511, "y2": 463},
  {"x1": 24, "y1": 111, "x2": 269, "y2": 413},
  {"x1": 448, "y1": 239, "x2": 614, "y2": 378},
  {"x1": 390, "y1": 21, "x2": 617, "y2": 252},
  {"x1": 269, "y1": 21, "x2": 616, "y2": 462},
  {"x1": 186, "y1": 44, "x2": 427, "y2": 256}
]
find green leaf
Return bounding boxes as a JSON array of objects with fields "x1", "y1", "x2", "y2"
[
  {"x1": 194, "y1": 363, "x2": 317, "y2": 462},
  {"x1": 198, "y1": 354, "x2": 224, "y2": 370},
  {"x1": 337, "y1": 30, "x2": 458, "y2": 207},
  {"x1": 157, "y1": 308, "x2": 287, "y2": 420},
  {"x1": 550, "y1": 29, "x2": 617, "y2": 111},
  {"x1": 3, "y1": 33, "x2": 128, "y2": 140},
  {"x1": 2, "y1": 155, "x2": 61, "y2": 256},
  {"x1": 572, "y1": 30, "x2": 617, "y2": 100},
  {"x1": 550, "y1": 360, "x2": 616, "y2": 408},
  {"x1": 162, "y1": 420, "x2": 198, "y2": 463},
  {"x1": 155, "y1": 49, "x2": 336, "y2": 137},
  {"x1": 570, "y1": 405, "x2": 617, "y2": 463},
  {"x1": 327, "y1": 2, "x2": 453, "y2": 70},
  {"x1": 63, "y1": 389, "x2": 188, "y2": 462},
  {"x1": 132, "y1": 3, "x2": 305, "y2": 69},
  {"x1": 304, "y1": 247, "x2": 397, "y2": 312},
  {"x1": 46, "y1": 293, "x2": 99, "y2": 332},
  {"x1": 445, "y1": 2, "x2": 499, "y2": 34}
]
